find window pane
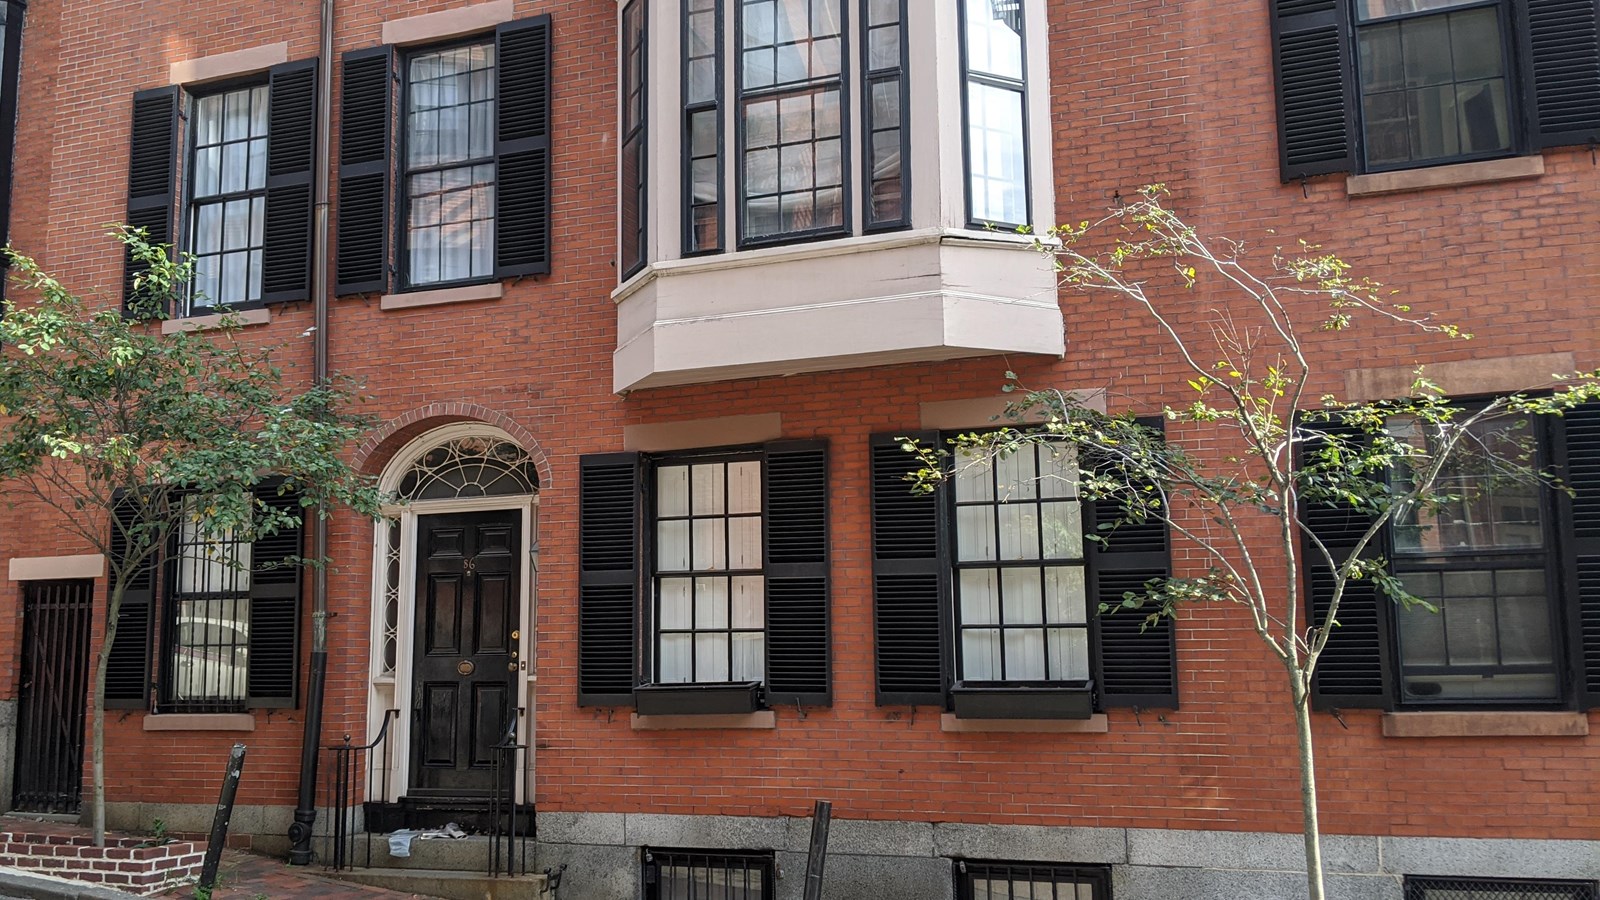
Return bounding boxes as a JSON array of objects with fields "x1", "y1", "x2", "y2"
[
  {"x1": 1041, "y1": 501, "x2": 1082, "y2": 559},
  {"x1": 967, "y1": 81, "x2": 1027, "y2": 224},
  {"x1": 691, "y1": 463, "x2": 726, "y2": 514},
  {"x1": 1048, "y1": 627, "x2": 1091, "y2": 681},
  {"x1": 997, "y1": 449, "x2": 1038, "y2": 500},
  {"x1": 964, "y1": 0, "x2": 1024, "y2": 81},
  {"x1": 732, "y1": 576, "x2": 764, "y2": 628},
  {"x1": 962, "y1": 628, "x2": 1002, "y2": 680},
  {"x1": 960, "y1": 569, "x2": 1000, "y2": 625},
  {"x1": 1001, "y1": 567, "x2": 1043, "y2": 625},
  {"x1": 957, "y1": 505, "x2": 997, "y2": 561},
  {"x1": 695, "y1": 576, "x2": 730, "y2": 629},
  {"x1": 660, "y1": 577, "x2": 693, "y2": 629},
  {"x1": 657, "y1": 520, "x2": 691, "y2": 571},
  {"x1": 695, "y1": 633, "x2": 731, "y2": 681},
  {"x1": 170, "y1": 597, "x2": 250, "y2": 703},
  {"x1": 1004, "y1": 628, "x2": 1046, "y2": 680},
  {"x1": 660, "y1": 633, "x2": 693, "y2": 682},
  {"x1": 728, "y1": 461, "x2": 761, "y2": 513},
  {"x1": 998, "y1": 503, "x2": 1039, "y2": 560},
  {"x1": 1044, "y1": 566, "x2": 1087, "y2": 623},
  {"x1": 692, "y1": 518, "x2": 727, "y2": 570},
  {"x1": 727, "y1": 515, "x2": 762, "y2": 569},
  {"x1": 955, "y1": 454, "x2": 995, "y2": 502},
  {"x1": 732, "y1": 632, "x2": 765, "y2": 681},
  {"x1": 1357, "y1": 0, "x2": 1481, "y2": 20}
]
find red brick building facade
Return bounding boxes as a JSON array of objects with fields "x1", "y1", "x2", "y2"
[{"x1": 0, "y1": 0, "x2": 1597, "y2": 898}]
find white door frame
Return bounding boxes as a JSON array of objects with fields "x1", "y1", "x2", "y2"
[{"x1": 366, "y1": 425, "x2": 538, "y2": 806}]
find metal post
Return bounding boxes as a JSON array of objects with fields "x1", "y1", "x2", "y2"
[
  {"x1": 802, "y1": 800, "x2": 831, "y2": 900},
  {"x1": 197, "y1": 744, "x2": 247, "y2": 895}
]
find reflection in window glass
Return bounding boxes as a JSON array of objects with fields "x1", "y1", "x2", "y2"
[
  {"x1": 1357, "y1": 6, "x2": 1510, "y2": 168},
  {"x1": 961, "y1": 0, "x2": 1028, "y2": 225},
  {"x1": 654, "y1": 458, "x2": 765, "y2": 684},
  {"x1": 169, "y1": 498, "x2": 253, "y2": 709},
  {"x1": 739, "y1": 0, "x2": 845, "y2": 241},
  {"x1": 190, "y1": 85, "x2": 269, "y2": 311},
  {"x1": 862, "y1": 0, "x2": 907, "y2": 227},
  {"x1": 684, "y1": 0, "x2": 721, "y2": 253},
  {"x1": 621, "y1": 1, "x2": 649, "y2": 273},
  {"x1": 405, "y1": 42, "x2": 497, "y2": 286}
]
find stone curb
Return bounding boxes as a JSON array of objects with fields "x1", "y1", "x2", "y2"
[{"x1": 0, "y1": 867, "x2": 143, "y2": 900}]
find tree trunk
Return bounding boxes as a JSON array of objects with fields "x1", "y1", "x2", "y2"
[
  {"x1": 90, "y1": 583, "x2": 123, "y2": 848},
  {"x1": 1290, "y1": 668, "x2": 1326, "y2": 900}
]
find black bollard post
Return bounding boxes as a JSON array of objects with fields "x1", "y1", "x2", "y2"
[
  {"x1": 802, "y1": 800, "x2": 831, "y2": 900},
  {"x1": 196, "y1": 743, "x2": 247, "y2": 897}
]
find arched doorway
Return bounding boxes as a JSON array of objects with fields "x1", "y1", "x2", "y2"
[{"x1": 365, "y1": 424, "x2": 539, "y2": 826}]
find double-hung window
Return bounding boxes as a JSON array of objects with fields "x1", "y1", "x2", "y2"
[
  {"x1": 123, "y1": 59, "x2": 318, "y2": 317},
  {"x1": 959, "y1": 0, "x2": 1029, "y2": 226},
  {"x1": 1304, "y1": 403, "x2": 1600, "y2": 712},
  {"x1": 104, "y1": 484, "x2": 307, "y2": 713},
  {"x1": 188, "y1": 85, "x2": 269, "y2": 312},
  {"x1": 334, "y1": 16, "x2": 552, "y2": 297},
  {"x1": 577, "y1": 443, "x2": 829, "y2": 712},
  {"x1": 1271, "y1": 0, "x2": 1600, "y2": 180},
  {"x1": 402, "y1": 41, "x2": 498, "y2": 288},
  {"x1": 869, "y1": 428, "x2": 1178, "y2": 717}
]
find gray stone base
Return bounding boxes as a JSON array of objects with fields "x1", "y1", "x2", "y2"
[
  {"x1": 535, "y1": 812, "x2": 1600, "y2": 900},
  {"x1": 104, "y1": 801, "x2": 299, "y2": 857}
]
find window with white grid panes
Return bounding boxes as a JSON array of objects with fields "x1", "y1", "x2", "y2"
[
  {"x1": 959, "y1": 0, "x2": 1029, "y2": 227},
  {"x1": 404, "y1": 41, "x2": 497, "y2": 287},
  {"x1": 189, "y1": 85, "x2": 268, "y2": 312},
  {"x1": 951, "y1": 442, "x2": 1088, "y2": 683},
  {"x1": 653, "y1": 456, "x2": 765, "y2": 684}
]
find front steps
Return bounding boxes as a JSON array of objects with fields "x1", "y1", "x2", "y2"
[
  {"x1": 321, "y1": 833, "x2": 545, "y2": 900},
  {"x1": 329, "y1": 866, "x2": 548, "y2": 900}
]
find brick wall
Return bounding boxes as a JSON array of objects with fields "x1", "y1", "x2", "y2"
[{"x1": 1, "y1": 0, "x2": 1594, "y2": 845}]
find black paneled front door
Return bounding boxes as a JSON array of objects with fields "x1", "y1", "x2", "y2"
[{"x1": 410, "y1": 510, "x2": 520, "y2": 799}]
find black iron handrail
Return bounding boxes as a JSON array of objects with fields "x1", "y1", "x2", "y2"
[
  {"x1": 321, "y1": 708, "x2": 398, "y2": 871},
  {"x1": 488, "y1": 707, "x2": 529, "y2": 877}
]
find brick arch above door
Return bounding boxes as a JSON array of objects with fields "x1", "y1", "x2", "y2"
[{"x1": 355, "y1": 402, "x2": 552, "y2": 490}]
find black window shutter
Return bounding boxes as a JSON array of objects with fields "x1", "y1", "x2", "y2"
[
  {"x1": 1271, "y1": 0, "x2": 1355, "y2": 181},
  {"x1": 580, "y1": 452, "x2": 640, "y2": 706},
  {"x1": 1561, "y1": 402, "x2": 1600, "y2": 710},
  {"x1": 123, "y1": 87, "x2": 178, "y2": 315},
  {"x1": 870, "y1": 432, "x2": 947, "y2": 706},
  {"x1": 261, "y1": 59, "x2": 318, "y2": 305},
  {"x1": 495, "y1": 15, "x2": 553, "y2": 278},
  {"x1": 1523, "y1": 0, "x2": 1600, "y2": 149},
  {"x1": 763, "y1": 441, "x2": 830, "y2": 707},
  {"x1": 106, "y1": 497, "x2": 158, "y2": 709},
  {"x1": 1299, "y1": 418, "x2": 1393, "y2": 710},
  {"x1": 1086, "y1": 417, "x2": 1178, "y2": 710},
  {"x1": 335, "y1": 46, "x2": 393, "y2": 296},
  {"x1": 247, "y1": 481, "x2": 304, "y2": 707}
]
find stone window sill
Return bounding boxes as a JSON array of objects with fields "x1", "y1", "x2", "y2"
[
  {"x1": 940, "y1": 713, "x2": 1109, "y2": 734},
  {"x1": 380, "y1": 282, "x2": 503, "y2": 311},
  {"x1": 1381, "y1": 711, "x2": 1588, "y2": 738},
  {"x1": 1346, "y1": 155, "x2": 1544, "y2": 198},
  {"x1": 630, "y1": 711, "x2": 776, "y2": 731},
  {"x1": 160, "y1": 308, "x2": 272, "y2": 335},
  {"x1": 142, "y1": 714, "x2": 255, "y2": 732}
]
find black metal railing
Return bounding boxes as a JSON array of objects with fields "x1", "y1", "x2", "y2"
[
  {"x1": 321, "y1": 708, "x2": 398, "y2": 871},
  {"x1": 488, "y1": 708, "x2": 530, "y2": 877}
]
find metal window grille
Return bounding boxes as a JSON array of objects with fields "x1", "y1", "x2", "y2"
[
  {"x1": 644, "y1": 850, "x2": 773, "y2": 900},
  {"x1": 161, "y1": 499, "x2": 252, "y2": 713},
  {"x1": 1404, "y1": 876, "x2": 1600, "y2": 900},
  {"x1": 957, "y1": 860, "x2": 1110, "y2": 900}
]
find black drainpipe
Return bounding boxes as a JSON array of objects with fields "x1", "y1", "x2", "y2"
[{"x1": 288, "y1": 0, "x2": 335, "y2": 866}]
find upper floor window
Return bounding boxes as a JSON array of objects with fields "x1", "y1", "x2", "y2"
[
  {"x1": 621, "y1": 0, "x2": 649, "y2": 275},
  {"x1": 1271, "y1": 0, "x2": 1600, "y2": 181},
  {"x1": 960, "y1": 0, "x2": 1028, "y2": 226},
  {"x1": 403, "y1": 41, "x2": 498, "y2": 288},
  {"x1": 1356, "y1": 0, "x2": 1513, "y2": 170},
  {"x1": 189, "y1": 85, "x2": 269, "y2": 312}
]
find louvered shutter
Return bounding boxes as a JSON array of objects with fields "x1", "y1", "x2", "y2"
[
  {"x1": 123, "y1": 87, "x2": 178, "y2": 316},
  {"x1": 261, "y1": 59, "x2": 318, "y2": 305},
  {"x1": 335, "y1": 46, "x2": 392, "y2": 296},
  {"x1": 495, "y1": 16, "x2": 553, "y2": 278},
  {"x1": 106, "y1": 497, "x2": 159, "y2": 709},
  {"x1": 1271, "y1": 0, "x2": 1355, "y2": 181},
  {"x1": 1561, "y1": 403, "x2": 1600, "y2": 709},
  {"x1": 1086, "y1": 418, "x2": 1178, "y2": 710},
  {"x1": 247, "y1": 482, "x2": 303, "y2": 707},
  {"x1": 579, "y1": 453, "x2": 641, "y2": 706},
  {"x1": 1523, "y1": 0, "x2": 1600, "y2": 148},
  {"x1": 1299, "y1": 418, "x2": 1393, "y2": 710},
  {"x1": 870, "y1": 432, "x2": 947, "y2": 706},
  {"x1": 763, "y1": 441, "x2": 830, "y2": 707}
]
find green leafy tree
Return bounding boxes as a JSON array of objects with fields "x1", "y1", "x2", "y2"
[
  {"x1": 907, "y1": 188, "x2": 1598, "y2": 900},
  {"x1": 0, "y1": 230, "x2": 384, "y2": 845}
]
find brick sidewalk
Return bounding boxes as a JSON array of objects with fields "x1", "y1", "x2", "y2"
[{"x1": 157, "y1": 850, "x2": 432, "y2": 899}]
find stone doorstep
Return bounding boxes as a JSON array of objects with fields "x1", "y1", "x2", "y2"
[{"x1": 327, "y1": 867, "x2": 549, "y2": 900}]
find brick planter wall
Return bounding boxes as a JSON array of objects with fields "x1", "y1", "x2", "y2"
[{"x1": 0, "y1": 830, "x2": 206, "y2": 896}]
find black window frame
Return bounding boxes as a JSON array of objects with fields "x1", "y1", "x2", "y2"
[
  {"x1": 1352, "y1": 0, "x2": 1524, "y2": 174},
  {"x1": 680, "y1": 0, "x2": 721, "y2": 257},
  {"x1": 0, "y1": 0, "x2": 25, "y2": 302},
  {"x1": 621, "y1": 0, "x2": 650, "y2": 277},
  {"x1": 955, "y1": 859, "x2": 1112, "y2": 900},
  {"x1": 396, "y1": 34, "x2": 501, "y2": 293},
  {"x1": 643, "y1": 849, "x2": 775, "y2": 900},
  {"x1": 1403, "y1": 875, "x2": 1599, "y2": 900},
  {"x1": 1384, "y1": 409, "x2": 1570, "y2": 708},
  {"x1": 733, "y1": 0, "x2": 853, "y2": 250},
  {"x1": 182, "y1": 76, "x2": 273, "y2": 316},
  {"x1": 957, "y1": 0, "x2": 1032, "y2": 230},
  {"x1": 860, "y1": 0, "x2": 910, "y2": 232}
]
